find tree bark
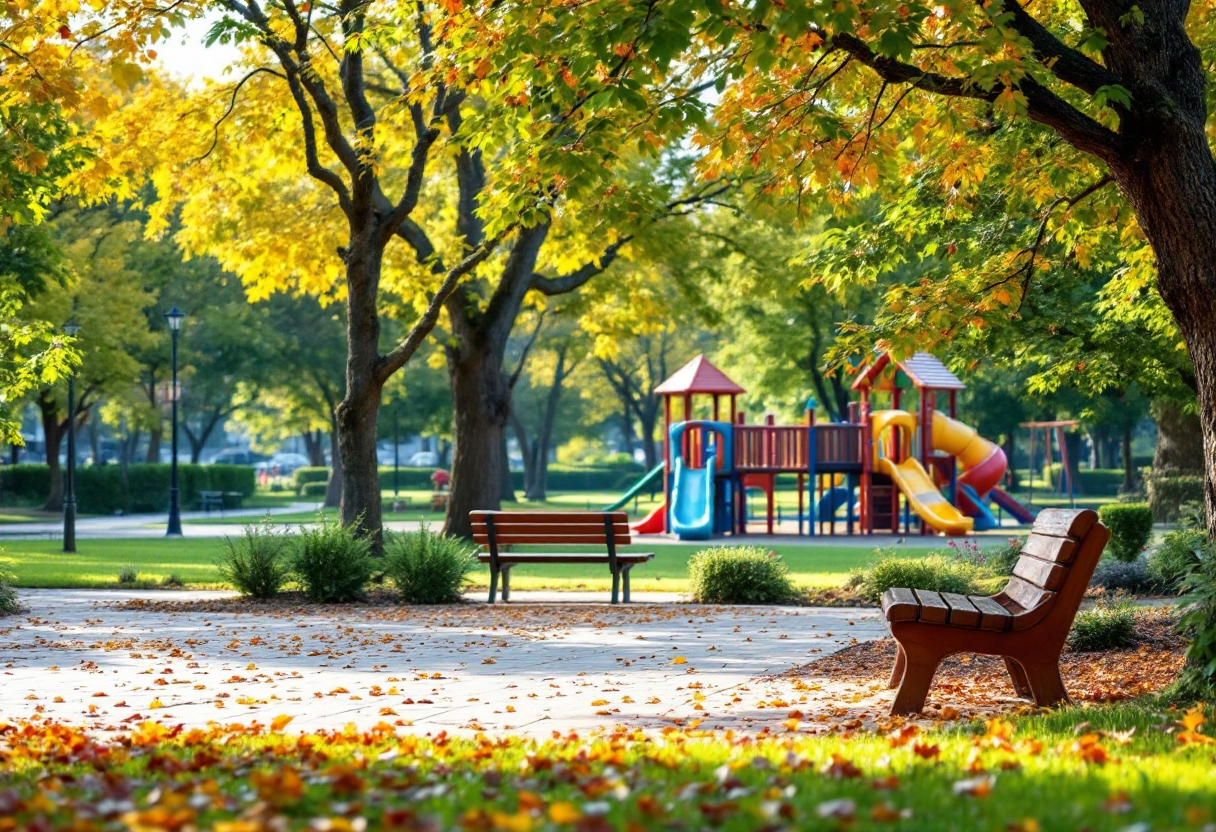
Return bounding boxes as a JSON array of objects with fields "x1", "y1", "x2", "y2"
[
  {"x1": 523, "y1": 344, "x2": 572, "y2": 502},
  {"x1": 1150, "y1": 400, "x2": 1204, "y2": 476},
  {"x1": 302, "y1": 429, "x2": 327, "y2": 467},
  {"x1": 499, "y1": 431, "x2": 516, "y2": 503},
  {"x1": 510, "y1": 409, "x2": 534, "y2": 496},
  {"x1": 324, "y1": 419, "x2": 342, "y2": 509},
  {"x1": 444, "y1": 339, "x2": 511, "y2": 537},
  {"x1": 39, "y1": 392, "x2": 65, "y2": 512}
]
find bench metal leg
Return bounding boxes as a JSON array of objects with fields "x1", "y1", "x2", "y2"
[
  {"x1": 501, "y1": 565, "x2": 513, "y2": 603},
  {"x1": 621, "y1": 565, "x2": 633, "y2": 603},
  {"x1": 488, "y1": 566, "x2": 499, "y2": 604},
  {"x1": 1004, "y1": 657, "x2": 1033, "y2": 700},
  {"x1": 610, "y1": 566, "x2": 620, "y2": 605},
  {"x1": 890, "y1": 643, "x2": 944, "y2": 715}
]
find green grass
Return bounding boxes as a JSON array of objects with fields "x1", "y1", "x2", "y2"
[
  {"x1": 0, "y1": 535, "x2": 944, "y2": 592},
  {"x1": 2, "y1": 702, "x2": 1213, "y2": 830},
  {"x1": 0, "y1": 507, "x2": 69, "y2": 524}
]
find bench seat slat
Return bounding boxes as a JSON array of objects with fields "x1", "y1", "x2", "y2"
[
  {"x1": 1030, "y1": 508, "x2": 1096, "y2": 540},
  {"x1": 940, "y1": 593, "x2": 981, "y2": 628},
  {"x1": 1004, "y1": 576, "x2": 1055, "y2": 612},
  {"x1": 477, "y1": 552, "x2": 654, "y2": 564},
  {"x1": 471, "y1": 511, "x2": 629, "y2": 524},
  {"x1": 912, "y1": 590, "x2": 950, "y2": 624},
  {"x1": 1021, "y1": 533, "x2": 1078, "y2": 564},
  {"x1": 881, "y1": 588, "x2": 919, "y2": 622},
  {"x1": 474, "y1": 533, "x2": 632, "y2": 546},
  {"x1": 968, "y1": 595, "x2": 1014, "y2": 631}
]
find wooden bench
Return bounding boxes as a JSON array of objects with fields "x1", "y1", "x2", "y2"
[
  {"x1": 881, "y1": 508, "x2": 1110, "y2": 715},
  {"x1": 470, "y1": 511, "x2": 654, "y2": 604},
  {"x1": 197, "y1": 490, "x2": 225, "y2": 513}
]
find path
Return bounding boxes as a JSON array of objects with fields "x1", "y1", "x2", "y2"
[{"x1": 0, "y1": 589, "x2": 898, "y2": 736}]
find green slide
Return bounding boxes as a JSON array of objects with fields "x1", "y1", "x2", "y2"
[{"x1": 602, "y1": 463, "x2": 665, "y2": 511}]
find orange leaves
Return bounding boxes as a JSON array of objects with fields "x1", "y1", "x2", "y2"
[
  {"x1": 952, "y1": 774, "x2": 994, "y2": 798},
  {"x1": 1176, "y1": 705, "x2": 1215, "y2": 745},
  {"x1": 819, "y1": 754, "x2": 862, "y2": 779},
  {"x1": 671, "y1": 656, "x2": 687, "y2": 665},
  {"x1": 251, "y1": 766, "x2": 305, "y2": 807},
  {"x1": 270, "y1": 715, "x2": 294, "y2": 732},
  {"x1": 1062, "y1": 733, "x2": 1109, "y2": 765}
]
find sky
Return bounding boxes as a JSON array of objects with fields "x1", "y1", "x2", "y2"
[{"x1": 151, "y1": 15, "x2": 241, "y2": 85}]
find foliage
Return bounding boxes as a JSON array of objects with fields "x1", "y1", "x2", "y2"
[
  {"x1": 1147, "y1": 475, "x2": 1207, "y2": 523},
  {"x1": 688, "y1": 546, "x2": 797, "y2": 604},
  {"x1": 289, "y1": 517, "x2": 374, "y2": 603},
  {"x1": 0, "y1": 463, "x2": 255, "y2": 513},
  {"x1": 1068, "y1": 597, "x2": 1138, "y2": 652},
  {"x1": 293, "y1": 467, "x2": 331, "y2": 493},
  {"x1": 850, "y1": 553, "x2": 979, "y2": 604},
  {"x1": 300, "y1": 482, "x2": 328, "y2": 498},
  {"x1": 383, "y1": 525, "x2": 475, "y2": 605},
  {"x1": 0, "y1": 566, "x2": 20, "y2": 616},
  {"x1": 1177, "y1": 542, "x2": 1216, "y2": 696},
  {"x1": 1090, "y1": 558, "x2": 1159, "y2": 596},
  {"x1": 1042, "y1": 465, "x2": 1128, "y2": 497},
  {"x1": 117, "y1": 565, "x2": 139, "y2": 586},
  {"x1": 1099, "y1": 504, "x2": 1155, "y2": 563},
  {"x1": 985, "y1": 538, "x2": 1025, "y2": 577},
  {"x1": 217, "y1": 520, "x2": 291, "y2": 599},
  {"x1": 1148, "y1": 530, "x2": 1209, "y2": 595}
]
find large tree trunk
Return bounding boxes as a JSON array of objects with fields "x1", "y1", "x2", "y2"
[
  {"x1": 302, "y1": 429, "x2": 327, "y2": 467},
  {"x1": 335, "y1": 243, "x2": 385, "y2": 543},
  {"x1": 39, "y1": 392, "x2": 64, "y2": 512},
  {"x1": 324, "y1": 424, "x2": 342, "y2": 509},
  {"x1": 444, "y1": 341, "x2": 511, "y2": 537},
  {"x1": 145, "y1": 425, "x2": 162, "y2": 464},
  {"x1": 510, "y1": 409, "x2": 535, "y2": 496},
  {"x1": 524, "y1": 345, "x2": 572, "y2": 502},
  {"x1": 1151, "y1": 400, "x2": 1204, "y2": 477}
]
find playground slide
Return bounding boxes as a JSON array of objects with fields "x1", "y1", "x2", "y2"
[
  {"x1": 991, "y1": 486, "x2": 1036, "y2": 524},
  {"x1": 816, "y1": 486, "x2": 855, "y2": 522},
  {"x1": 958, "y1": 483, "x2": 999, "y2": 532},
  {"x1": 670, "y1": 454, "x2": 715, "y2": 541},
  {"x1": 932, "y1": 411, "x2": 1007, "y2": 496},
  {"x1": 632, "y1": 502, "x2": 667, "y2": 534},
  {"x1": 876, "y1": 456, "x2": 974, "y2": 536},
  {"x1": 602, "y1": 463, "x2": 665, "y2": 512}
]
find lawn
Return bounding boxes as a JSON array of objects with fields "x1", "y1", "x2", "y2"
[
  {"x1": 0, "y1": 535, "x2": 946, "y2": 592},
  {"x1": 2, "y1": 702, "x2": 1213, "y2": 830}
]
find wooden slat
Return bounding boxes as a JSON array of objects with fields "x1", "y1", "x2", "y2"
[
  {"x1": 472, "y1": 522, "x2": 631, "y2": 534},
  {"x1": 940, "y1": 593, "x2": 981, "y2": 628},
  {"x1": 1004, "y1": 576, "x2": 1055, "y2": 612},
  {"x1": 1021, "y1": 533, "x2": 1078, "y2": 564},
  {"x1": 476, "y1": 552, "x2": 654, "y2": 563},
  {"x1": 1031, "y1": 508, "x2": 1096, "y2": 540},
  {"x1": 474, "y1": 533, "x2": 630, "y2": 546},
  {"x1": 470, "y1": 511, "x2": 628, "y2": 524},
  {"x1": 913, "y1": 590, "x2": 949, "y2": 624},
  {"x1": 969, "y1": 596, "x2": 1014, "y2": 631},
  {"x1": 881, "y1": 587, "x2": 919, "y2": 622},
  {"x1": 1012, "y1": 555, "x2": 1068, "y2": 590}
]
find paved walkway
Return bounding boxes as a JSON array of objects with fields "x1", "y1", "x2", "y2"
[{"x1": 0, "y1": 589, "x2": 895, "y2": 736}]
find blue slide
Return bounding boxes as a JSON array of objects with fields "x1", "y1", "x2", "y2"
[
  {"x1": 670, "y1": 453, "x2": 715, "y2": 540},
  {"x1": 815, "y1": 486, "x2": 856, "y2": 522},
  {"x1": 959, "y1": 483, "x2": 999, "y2": 531}
]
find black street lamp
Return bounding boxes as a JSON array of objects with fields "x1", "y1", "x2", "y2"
[
  {"x1": 62, "y1": 319, "x2": 80, "y2": 553},
  {"x1": 393, "y1": 405, "x2": 400, "y2": 500},
  {"x1": 164, "y1": 306, "x2": 185, "y2": 537}
]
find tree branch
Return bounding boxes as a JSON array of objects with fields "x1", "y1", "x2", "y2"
[{"x1": 993, "y1": 0, "x2": 1125, "y2": 96}]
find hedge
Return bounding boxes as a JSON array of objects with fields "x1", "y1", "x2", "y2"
[
  {"x1": 292, "y1": 463, "x2": 648, "y2": 494},
  {"x1": 1098, "y1": 502, "x2": 1154, "y2": 563},
  {"x1": 1042, "y1": 464, "x2": 1128, "y2": 496},
  {"x1": 293, "y1": 467, "x2": 331, "y2": 494},
  {"x1": 1146, "y1": 473, "x2": 1206, "y2": 522},
  {"x1": 301, "y1": 481, "x2": 329, "y2": 498},
  {"x1": 0, "y1": 463, "x2": 255, "y2": 514}
]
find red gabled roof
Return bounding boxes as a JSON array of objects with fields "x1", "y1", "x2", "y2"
[
  {"x1": 851, "y1": 351, "x2": 965, "y2": 392},
  {"x1": 654, "y1": 354, "x2": 746, "y2": 396}
]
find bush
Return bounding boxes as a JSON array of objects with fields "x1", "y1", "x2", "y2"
[
  {"x1": 293, "y1": 467, "x2": 330, "y2": 494},
  {"x1": 1041, "y1": 464, "x2": 1127, "y2": 496},
  {"x1": 1146, "y1": 474, "x2": 1206, "y2": 523},
  {"x1": 0, "y1": 463, "x2": 256, "y2": 514},
  {"x1": 384, "y1": 525, "x2": 475, "y2": 604},
  {"x1": 1090, "y1": 557, "x2": 1159, "y2": 595},
  {"x1": 301, "y1": 481, "x2": 329, "y2": 498},
  {"x1": 688, "y1": 546, "x2": 796, "y2": 604},
  {"x1": 1067, "y1": 597, "x2": 1138, "y2": 652},
  {"x1": 0, "y1": 566, "x2": 21, "y2": 616},
  {"x1": 850, "y1": 552, "x2": 979, "y2": 604},
  {"x1": 986, "y1": 537, "x2": 1025, "y2": 577},
  {"x1": 289, "y1": 517, "x2": 374, "y2": 603},
  {"x1": 1099, "y1": 503, "x2": 1154, "y2": 563},
  {"x1": 217, "y1": 520, "x2": 292, "y2": 598},
  {"x1": 118, "y1": 565, "x2": 140, "y2": 585},
  {"x1": 1147, "y1": 529, "x2": 1208, "y2": 594},
  {"x1": 1174, "y1": 540, "x2": 1216, "y2": 698}
]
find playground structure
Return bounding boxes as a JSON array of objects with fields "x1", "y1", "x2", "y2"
[{"x1": 622, "y1": 352, "x2": 1035, "y2": 540}]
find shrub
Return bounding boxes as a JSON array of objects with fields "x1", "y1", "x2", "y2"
[
  {"x1": 217, "y1": 520, "x2": 292, "y2": 598},
  {"x1": 0, "y1": 567, "x2": 21, "y2": 616},
  {"x1": 289, "y1": 517, "x2": 374, "y2": 603},
  {"x1": 1174, "y1": 540, "x2": 1216, "y2": 698},
  {"x1": 293, "y1": 467, "x2": 330, "y2": 494},
  {"x1": 1041, "y1": 464, "x2": 1126, "y2": 496},
  {"x1": 1067, "y1": 597, "x2": 1138, "y2": 652},
  {"x1": 118, "y1": 565, "x2": 140, "y2": 585},
  {"x1": 688, "y1": 546, "x2": 796, "y2": 604},
  {"x1": 1147, "y1": 529, "x2": 1208, "y2": 594},
  {"x1": 850, "y1": 553, "x2": 979, "y2": 604},
  {"x1": 1146, "y1": 474, "x2": 1206, "y2": 523},
  {"x1": 0, "y1": 463, "x2": 256, "y2": 514},
  {"x1": 1090, "y1": 557, "x2": 1159, "y2": 595},
  {"x1": 986, "y1": 537, "x2": 1025, "y2": 577},
  {"x1": 301, "y1": 481, "x2": 329, "y2": 498},
  {"x1": 160, "y1": 574, "x2": 184, "y2": 589},
  {"x1": 1099, "y1": 503, "x2": 1154, "y2": 563},
  {"x1": 384, "y1": 525, "x2": 475, "y2": 604}
]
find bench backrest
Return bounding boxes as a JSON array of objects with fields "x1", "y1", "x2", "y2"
[
  {"x1": 997, "y1": 508, "x2": 1108, "y2": 632},
  {"x1": 469, "y1": 511, "x2": 632, "y2": 547}
]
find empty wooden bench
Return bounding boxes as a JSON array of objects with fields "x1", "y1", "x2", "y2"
[
  {"x1": 470, "y1": 511, "x2": 654, "y2": 604},
  {"x1": 881, "y1": 508, "x2": 1110, "y2": 715}
]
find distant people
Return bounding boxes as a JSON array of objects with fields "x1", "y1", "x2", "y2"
[{"x1": 431, "y1": 469, "x2": 450, "y2": 492}]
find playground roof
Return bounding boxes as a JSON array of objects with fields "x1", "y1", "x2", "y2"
[
  {"x1": 654, "y1": 354, "x2": 746, "y2": 396},
  {"x1": 851, "y1": 351, "x2": 966, "y2": 391}
]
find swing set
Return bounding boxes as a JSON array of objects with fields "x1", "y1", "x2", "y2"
[{"x1": 1021, "y1": 420, "x2": 1080, "y2": 507}]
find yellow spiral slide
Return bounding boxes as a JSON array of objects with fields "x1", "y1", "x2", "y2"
[{"x1": 870, "y1": 410, "x2": 973, "y2": 536}]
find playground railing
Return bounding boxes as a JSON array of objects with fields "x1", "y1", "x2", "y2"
[
  {"x1": 734, "y1": 425, "x2": 809, "y2": 471},
  {"x1": 815, "y1": 424, "x2": 864, "y2": 467}
]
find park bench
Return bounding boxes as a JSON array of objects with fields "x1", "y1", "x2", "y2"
[
  {"x1": 470, "y1": 510, "x2": 654, "y2": 604},
  {"x1": 197, "y1": 490, "x2": 225, "y2": 513},
  {"x1": 881, "y1": 508, "x2": 1110, "y2": 715}
]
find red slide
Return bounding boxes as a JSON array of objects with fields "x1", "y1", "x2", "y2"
[{"x1": 632, "y1": 502, "x2": 666, "y2": 534}]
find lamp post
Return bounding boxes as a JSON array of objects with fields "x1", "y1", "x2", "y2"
[
  {"x1": 393, "y1": 405, "x2": 400, "y2": 500},
  {"x1": 164, "y1": 306, "x2": 185, "y2": 537},
  {"x1": 62, "y1": 320, "x2": 80, "y2": 553}
]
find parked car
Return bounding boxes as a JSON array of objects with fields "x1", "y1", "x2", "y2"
[
  {"x1": 256, "y1": 452, "x2": 311, "y2": 475},
  {"x1": 209, "y1": 448, "x2": 264, "y2": 466},
  {"x1": 409, "y1": 451, "x2": 439, "y2": 467}
]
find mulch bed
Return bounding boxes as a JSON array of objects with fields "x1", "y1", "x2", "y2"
[{"x1": 780, "y1": 606, "x2": 1187, "y2": 707}]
